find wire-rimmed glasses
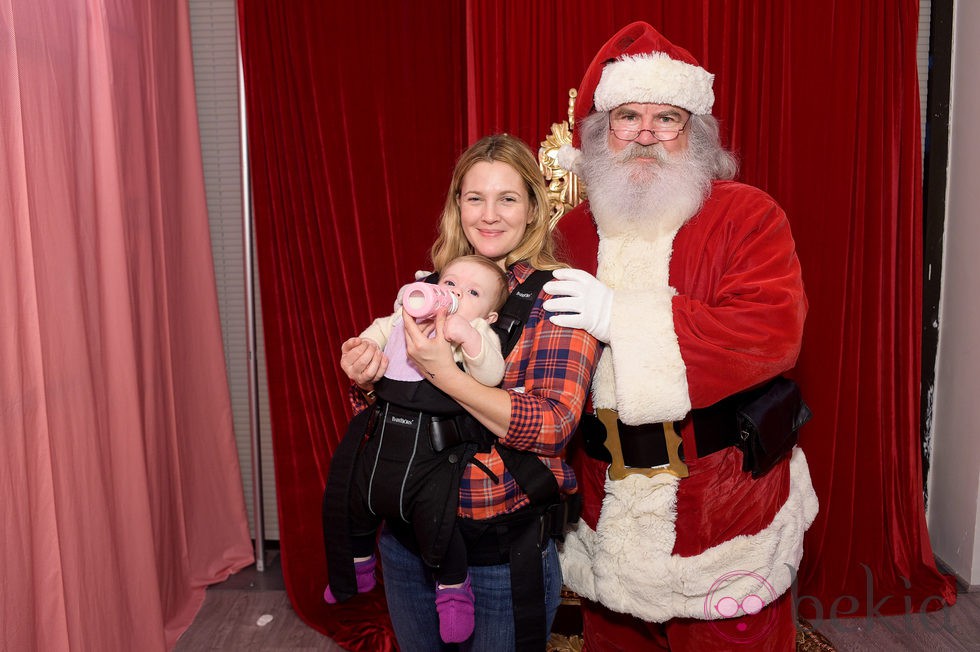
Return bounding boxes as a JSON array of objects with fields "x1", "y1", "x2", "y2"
[{"x1": 609, "y1": 115, "x2": 689, "y2": 142}]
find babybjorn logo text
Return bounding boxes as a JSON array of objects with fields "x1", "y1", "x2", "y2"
[{"x1": 390, "y1": 416, "x2": 415, "y2": 427}]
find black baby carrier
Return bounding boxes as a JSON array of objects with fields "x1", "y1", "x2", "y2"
[{"x1": 322, "y1": 269, "x2": 577, "y2": 650}]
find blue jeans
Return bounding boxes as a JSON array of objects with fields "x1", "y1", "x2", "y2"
[{"x1": 378, "y1": 527, "x2": 562, "y2": 651}]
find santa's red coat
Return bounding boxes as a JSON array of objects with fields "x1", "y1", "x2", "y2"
[{"x1": 555, "y1": 180, "x2": 817, "y2": 625}]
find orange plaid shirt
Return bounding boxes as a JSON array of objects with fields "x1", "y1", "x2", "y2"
[{"x1": 458, "y1": 262, "x2": 600, "y2": 519}]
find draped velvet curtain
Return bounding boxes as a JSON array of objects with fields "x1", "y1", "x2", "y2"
[
  {"x1": 239, "y1": 1, "x2": 955, "y2": 648},
  {"x1": 1, "y1": 1, "x2": 254, "y2": 650},
  {"x1": 238, "y1": 2, "x2": 466, "y2": 648}
]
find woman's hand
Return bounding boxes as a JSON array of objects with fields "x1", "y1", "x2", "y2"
[
  {"x1": 404, "y1": 308, "x2": 512, "y2": 437},
  {"x1": 340, "y1": 337, "x2": 388, "y2": 389},
  {"x1": 402, "y1": 309, "x2": 460, "y2": 383}
]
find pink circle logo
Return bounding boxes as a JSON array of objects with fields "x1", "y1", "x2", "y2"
[{"x1": 703, "y1": 571, "x2": 778, "y2": 644}]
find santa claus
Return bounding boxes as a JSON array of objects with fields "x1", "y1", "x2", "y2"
[{"x1": 542, "y1": 21, "x2": 819, "y2": 650}]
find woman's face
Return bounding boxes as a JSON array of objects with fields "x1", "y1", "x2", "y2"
[{"x1": 457, "y1": 161, "x2": 532, "y2": 268}]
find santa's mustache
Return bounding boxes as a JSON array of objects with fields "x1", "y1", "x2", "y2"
[{"x1": 618, "y1": 143, "x2": 668, "y2": 163}]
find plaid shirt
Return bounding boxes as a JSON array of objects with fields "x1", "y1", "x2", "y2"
[
  {"x1": 349, "y1": 261, "x2": 601, "y2": 520},
  {"x1": 461, "y1": 262, "x2": 599, "y2": 519}
]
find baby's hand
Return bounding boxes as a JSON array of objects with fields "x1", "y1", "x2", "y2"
[
  {"x1": 393, "y1": 272, "x2": 433, "y2": 311},
  {"x1": 443, "y1": 314, "x2": 475, "y2": 345},
  {"x1": 392, "y1": 283, "x2": 417, "y2": 312}
]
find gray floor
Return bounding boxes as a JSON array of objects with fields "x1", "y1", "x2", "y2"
[
  {"x1": 174, "y1": 552, "x2": 345, "y2": 651},
  {"x1": 174, "y1": 552, "x2": 980, "y2": 651},
  {"x1": 811, "y1": 589, "x2": 980, "y2": 651}
]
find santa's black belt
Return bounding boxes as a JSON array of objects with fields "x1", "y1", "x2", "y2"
[{"x1": 596, "y1": 392, "x2": 746, "y2": 479}]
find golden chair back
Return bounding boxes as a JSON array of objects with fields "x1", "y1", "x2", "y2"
[{"x1": 538, "y1": 89, "x2": 585, "y2": 231}]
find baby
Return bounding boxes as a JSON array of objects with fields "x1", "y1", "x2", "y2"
[{"x1": 362, "y1": 254, "x2": 510, "y2": 388}]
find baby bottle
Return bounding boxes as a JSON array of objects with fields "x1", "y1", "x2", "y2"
[{"x1": 401, "y1": 282, "x2": 459, "y2": 320}]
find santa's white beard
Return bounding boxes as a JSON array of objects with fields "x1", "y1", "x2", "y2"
[{"x1": 579, "y1": 141, "x2": 713, "y2": 240}]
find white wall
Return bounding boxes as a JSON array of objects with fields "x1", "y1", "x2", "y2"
[{"x1": 927, "y1": 1, "x2": 980, "y2": 589}]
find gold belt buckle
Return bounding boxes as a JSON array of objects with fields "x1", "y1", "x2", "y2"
[{"x1": 598, "y1": 408, "x2": 689, "y2": 479}]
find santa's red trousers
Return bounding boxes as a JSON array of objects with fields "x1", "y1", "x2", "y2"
[
  {"x1": 581, "y1": 590, "x2": 795, "y2": 651},
  {"x1": 574, "y1": 445, "x2": 797, "y2": 651}
]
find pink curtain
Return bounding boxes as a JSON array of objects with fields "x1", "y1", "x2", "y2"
[{"x1": 1, "y1": 1, "x2": 254, "y2": 650}]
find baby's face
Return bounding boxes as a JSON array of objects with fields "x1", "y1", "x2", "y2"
[{"x1": 439, "y1": 261, "x2": 503, "y2": 323}]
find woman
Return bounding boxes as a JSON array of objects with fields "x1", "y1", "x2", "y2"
[{"x1": 340, "y1": 134, "x2": 600, "y2": 651}]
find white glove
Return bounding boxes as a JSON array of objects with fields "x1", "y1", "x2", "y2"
[{"x1": 542, "y1": 268, "x2": 613, "y2": 343}]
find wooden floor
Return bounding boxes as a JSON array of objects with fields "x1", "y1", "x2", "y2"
[
  {"x1": 810, "y1": 591, "x2": 980, "y2": 651},
  {"x1": 174, "y1": 553, "x2": 980, "y2": 651},
  {"x1": 174, "y1": 552, "x2": 344, "y2": 651}
]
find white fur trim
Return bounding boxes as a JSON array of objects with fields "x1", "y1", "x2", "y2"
[
  {"x1": 595, "y1": 53, "x2": 714, "y2": 115},
  {"x1": 560, "y1": 448, "x2": 819, "y2": 623},
  {"x1": 554, "y1": 144, "x2": 582, "y2": 175},
  {"x1": 592, "y1": 233, "x2": 690, "y2": 423}
]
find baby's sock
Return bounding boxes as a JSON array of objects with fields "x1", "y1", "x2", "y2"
[
  {"x1": 434, "y1": 575, "x2": 475, "y2": 643},
  {"x1": 323, "y1": 555, "x2": 377, "y2": 604}
]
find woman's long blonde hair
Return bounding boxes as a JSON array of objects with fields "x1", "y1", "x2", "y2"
[{"x1": 430, "y1": 134, "x2": 563, "y2": 272}]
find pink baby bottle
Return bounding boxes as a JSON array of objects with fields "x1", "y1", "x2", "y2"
[{"x1": 401, "y1": 282, "x2": 459, "y2": 320}]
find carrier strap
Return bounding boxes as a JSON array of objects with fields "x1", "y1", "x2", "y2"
[
  {"x1": 452, "y1": 497, "x2": 579, "y2": 652},
  {"x1": 509, "y1": 514, "x2": 547, "y2": 651},
  {"x1": 322, "y1": 406, "x2": 376, "y2": 602},
  {"x1": 492, "y1": 269, "x2": 553, "y2": 358},
  {"x1": 496, "y1": 444, "x2": 560, "y2": 507}
]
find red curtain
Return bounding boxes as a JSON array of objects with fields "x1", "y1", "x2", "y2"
[
  {"x1": 238, "y1": 2, "x2": 467, "y2": 648},
  {"x1": 239, "y1": 1, "x2": 954, "y2": 648}
]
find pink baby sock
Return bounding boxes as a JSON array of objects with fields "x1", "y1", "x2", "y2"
[
  {"x1": 323, "y1": 555, "x2": 377, "y2": 604},
  {"x1": 434, "y1": 575, "x2": 475, "y2": 643}
]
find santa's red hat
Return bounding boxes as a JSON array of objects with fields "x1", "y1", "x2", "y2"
[{"x1": 557, "y1": 22, "x2": 714, "y2": 171}]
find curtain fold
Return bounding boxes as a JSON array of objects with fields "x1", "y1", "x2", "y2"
[
  {"x1": 238, "y1": 1, "x2": 466, "y2": 648},
  {"x1": 1, "y1": 1, "x2": 254, "y2": 650},
  {"x1": 238, "y1": 1, "x2": 954, "y2": 647}
]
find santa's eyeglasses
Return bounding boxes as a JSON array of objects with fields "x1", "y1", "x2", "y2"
[{"x1": 608, "y1": 114, "x2": 689, "y2": 142}]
